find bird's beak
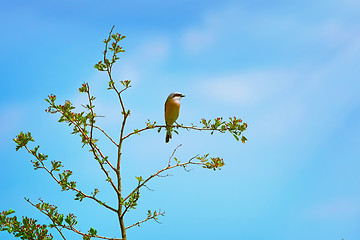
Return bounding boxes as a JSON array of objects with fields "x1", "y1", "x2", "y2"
[{"x1": 180, "y1": 94, "x2": 185, "y2": 98}]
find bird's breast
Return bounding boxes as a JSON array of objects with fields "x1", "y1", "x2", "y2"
[{"x1": 165, "y1": 99, "x2": 181, "y2": 126}]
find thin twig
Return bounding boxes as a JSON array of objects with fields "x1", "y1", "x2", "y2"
[
  {"x1": 143, "y1": 184, "x2": 154, "y2": 191},
  {"x1": 103, "y1": 25, "x2": 115, "y2": 75},
  {"x1": 83, "y1": 84, "x2": 117, "y2": 173},
  {"x1": 123, "y1": 155, "x2": 200, "y2": 203},
  {"x1": 86, "y1": 84, "x2": 118, "y2": 152},
  {"x1": 93, "y1": 125, "x2": 118, "y2": 147},
  {"x1": 125, "y1": 211, "x2": 165, "y2": 230},
  {"x1": 168, "y1": 144, "x2": 182, "y2": 166},
  {"x1": 157, "y1": 174, "x2": 172, "y2": 178}
]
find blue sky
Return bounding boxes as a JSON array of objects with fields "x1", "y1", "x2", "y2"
[{"x1": 1, "y1": 0, "x2": 360, "y2": 239}]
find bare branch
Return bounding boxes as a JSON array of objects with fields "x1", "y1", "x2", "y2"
[
  {"x1": 182, "y1": 165, "x2": 192, "y2": 172},
  {"x1": 157, "y1": 174, "x2": 172, "y2": 178},
  {"x1": 93, "y1": 125, "x2": 118, "y2": 147},
  {"x1": 168, "y1": 144, "x2": 182, "y2": 166},
  {"x1": 143, "y1": 184, "x2": 154, "y2": 191}
]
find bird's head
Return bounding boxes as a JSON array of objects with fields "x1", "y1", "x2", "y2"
[{"x1": 167, "y1": 92, "x2": 185, "y2": 101}]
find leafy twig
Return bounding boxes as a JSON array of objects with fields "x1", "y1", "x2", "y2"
[
  {"x1": 20, "y1": 143, "x2": 117, "y2": 213},
  {"x1": 123, "y1": 117, "x2": 248, "y2": 143},
  {"x1": 25, "y1": 198, "x2": 122, "y2": 240},
  {"x1": 45, "y1": 95, "x2": 119, "y2": 195},
  {"x1": 123, "y1": 154, "x2": 213, "y2": 203},
  {"x1": 125, "y1": 210, "x2": 165, "y2": 230}
]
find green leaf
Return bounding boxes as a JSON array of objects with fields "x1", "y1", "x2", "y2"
[
  {"x1": 14, "y1": 132, "x2": 34, "y2": 151},
  {"x1": 233, "y1": 134, "x2": 239, "y2": 141},
  {"x1": 89, "y1": 227, "x2": 97, "y2": 236},
  {"x1": 135, "y1": 176, "x2": 143, "y2": 182}
]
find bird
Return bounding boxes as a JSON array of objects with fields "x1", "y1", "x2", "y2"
[{"x1": 164, "y1": 92, "x2": 185, "y2": 143}]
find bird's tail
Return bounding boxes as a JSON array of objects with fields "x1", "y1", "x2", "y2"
[{"x1": 165, "y1": 126, "x2": 172, "y2": 143}]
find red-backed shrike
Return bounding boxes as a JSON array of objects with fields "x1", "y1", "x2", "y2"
[{"x1": 164, "y1": 92, "x2": 185, "y2": 143}]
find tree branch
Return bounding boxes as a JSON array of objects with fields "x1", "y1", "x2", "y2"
[
  {"x1": 82, "y1": 84, "x2": 117, "y2": 173},
  {"x1": 55, "y1": 107, "x2": 119, "y2": 195},
  {"x1": 24, "y1": 146, "x2": 117, "y2": 213},
  {"x1": 125, "y1": 211, "x2": 165, "y2": 230},
  {"x1": 25, "y1": 198, "x2": 122, "y2": 240},
  {"x1": 123, "y1": 155, "x2": 201, "y2": 203},
  {"x1": 168, "y1": 144, "x2": 182, "y2": 166},
  {"x1": 93, "y1": 125, "x2": 118, "y2": 147},
  {"x1": 101, "y1": 26, "x2": 130, "y2": 240},
  {"x1": 122, "y1": 124, "x2": 232, "y2": 140},
  {"x1": 25, "y1": 198, "x2": 67, "y2": 240}
]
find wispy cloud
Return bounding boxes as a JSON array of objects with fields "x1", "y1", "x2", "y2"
[
  {"x1": 192, "y1": 28, "x2": 360, "y2": 141},
  {"x1": 195, "y1": 70, "x2": 296, "y2": 107},
  {"x1": 0, "y1": 104, "x2": 26, "y2": 147},
  {"x1": 135, "y1": 36, "x2": 170, "y2": 63},
  {"x1": 180, "y1": 5, "x2": 243, "y2": 53},
  {"x1": 301, "y1": 197, "x2": 360, "y2": 220},
  {"x1": 180, "y1": 2, "x2": 360, "y2": 54},
  {"x1": 109, "y1": 34, "x2": 171, "y2": 88}
]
